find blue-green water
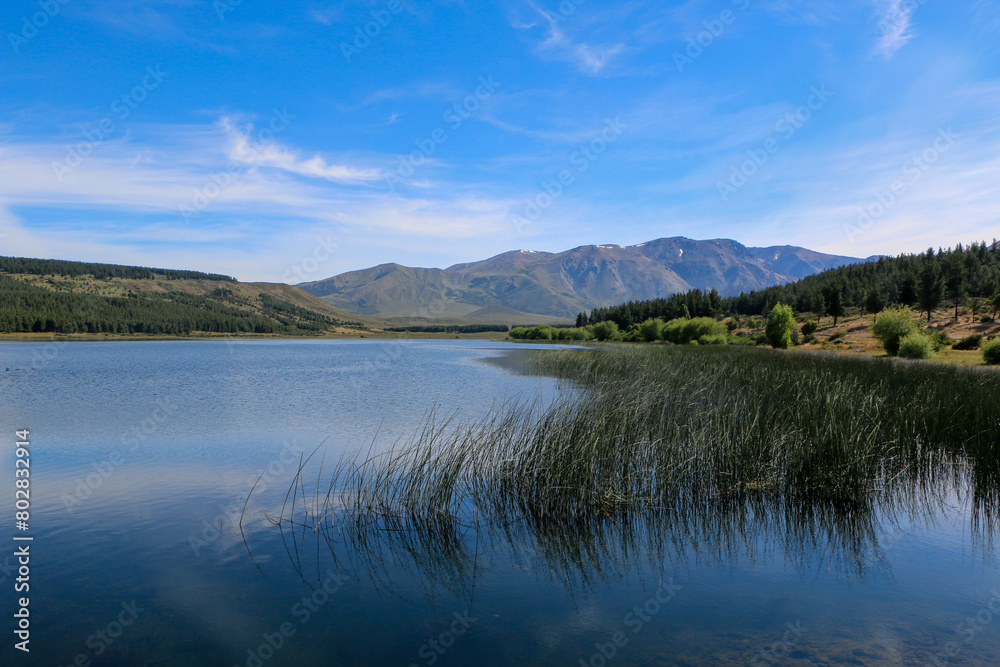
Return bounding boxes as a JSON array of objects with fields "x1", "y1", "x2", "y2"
[{"x1": 1, "y1": 339, "x2": 999, "y2": 666}]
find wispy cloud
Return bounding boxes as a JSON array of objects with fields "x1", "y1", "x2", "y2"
[
  {"x1": 521, "y1": 2, "x2": 625, "y2": 74},
  {"x1": 874, "y1": 0, "x2": 917, "y2": 57},
  {"x1": 219, "y1": 116, "x2": 384, "y2": 184},
  {"x1": 761, "y1": 0, "x2": 850, "y2": 26},
  {"x1": 308, "y1": 7, "x2": 340, "y2": 25},
  {"x1": 0, "y1": 116, "x2": 525, "y2": 279},
  {"x1": 972, "y1": 0, "x2": 1000, "y2": 35},
  {"x1": 76, "y1": 0, "x2": 201, "y2": 41}
]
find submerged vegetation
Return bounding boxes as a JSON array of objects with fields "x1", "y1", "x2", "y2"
[{"x1": 270, "y1": 345, "x2": 1000, "y2": 537}]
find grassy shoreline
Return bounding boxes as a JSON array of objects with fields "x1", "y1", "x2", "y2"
[
  {"x1": 283, "y1": 344, "x2": 1000, "y2": 534},
  {"x1": 4, "y1": 326, "x2": 996, "y2": 374}
]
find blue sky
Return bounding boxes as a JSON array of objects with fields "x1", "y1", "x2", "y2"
[{"x1": 1, "y1": 0, "x2": 999, "y2": 282}]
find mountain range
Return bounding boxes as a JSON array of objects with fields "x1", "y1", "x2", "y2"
[{"x1": 299, "y1": 237, "x2": 866, "y2": 320}]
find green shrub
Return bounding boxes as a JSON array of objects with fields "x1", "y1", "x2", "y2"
[
  {"x1": 828, "y1": 331, "x2": 845, "y2": 343},
  {"x1": 871, "y1": 306, "x2": 919, "y2": 355},
  {"x1": 923, "y1": 329, "x2": 951, "y2": 351},
  {"x1": 510, "y1": 325, "x2": 559, "y2": 340},
  {"x1": 801, "y1": 320, "x2": 818, "y2": 336},
  {"x1": 661, "y1": 317, "x2": 727, "y2": 344},
  {"x1": 592, "y1": 320, "x2": 619, "y2": 342},
  {"x1": 898, "y1": 332, "x2": 934, "y2": 359},
  {"x1": 766, "y1": 303, "x2": 795, "y2": 349},
  {"x1": 984, "y1": 337, "x2": 1000, "y2": 365},
  {"x1": 638, "y1": 318, "x2": 665, "y2": 342},
  {"x1": 662, "y1": 318, "x2": 685, "y2": 343},
  {"x1": 698, "y1": 333, "x2": 730, "y2": 346},
  {"x1": 512, "y1": 326, "x2": 557, "y2": 340},
  {"x1": 687, "y1": 317, "x2": 727, "y2": 343},
  {"x1": 556, "y1": 328, "x2": 590, "y2": 341},
  {"x1": 953, "y1": 334, "x2": 983, "y2": 351},
  {"x1": 621, "y1": 325, "x2": 642, "y2": 342}
]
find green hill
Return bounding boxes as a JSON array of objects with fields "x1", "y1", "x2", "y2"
[
  {"x1": 0, "y1": 256, "x2": 375, "y2": 336},
  {"x1": 582, "y1": 241, "x2": 1000, "y2": 328}
]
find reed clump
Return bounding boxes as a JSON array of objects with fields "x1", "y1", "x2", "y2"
[{"x1": 312, "y1": 345, "x2": 1000, "y2": 523}]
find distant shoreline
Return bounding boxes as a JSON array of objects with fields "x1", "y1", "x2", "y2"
[{"x1": 0, "y1": 331, "x2": 512, "y2": 343}]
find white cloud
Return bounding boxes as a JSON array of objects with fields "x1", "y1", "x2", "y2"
[
  {"x1": 521, "y1": 2, "x2": 625, "y2": 74},
  {"x1": 219, "y1": 116, "x2": 384, "y2": 184},
  {"x1": 0, "y1": 118, "x2": 526, "y2": 280},
  {"x1": 874, "y1": 0, "x2": 917, "y2": 58},
  {"x1": 308, "y1": 7, "x2": 340, "y2": 25},
  {"x1": 760, "y1": 0, "x2": 850, "y2": 26}
]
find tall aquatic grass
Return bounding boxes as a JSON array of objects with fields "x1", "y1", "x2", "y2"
[
  {"x1": 293, "y1": 345, "x2": 1000, "y2": 526},
  {"x1": 250, "y1": 345, "x2": 1000, "y2": 593}
]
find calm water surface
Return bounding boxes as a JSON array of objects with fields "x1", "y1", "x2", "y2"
[{"x1": 1, "y1": 339, "x2": 999, "y2": 666}]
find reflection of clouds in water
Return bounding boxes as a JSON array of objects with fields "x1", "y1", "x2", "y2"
[
  {"x1": 869, "y1": 627, "x2": 907, "y2": 664},
  {"x1": 531, "y1": 604, "x2": 610, "y2": 651}
]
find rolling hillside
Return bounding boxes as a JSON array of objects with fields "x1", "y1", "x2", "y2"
[{"x1": 0, "y1": 256, "x2": 375, "y2": 335}]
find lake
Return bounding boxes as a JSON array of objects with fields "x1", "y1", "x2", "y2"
[{"x1": 1, "y1": 339, "x2": 999, "y2": 666}]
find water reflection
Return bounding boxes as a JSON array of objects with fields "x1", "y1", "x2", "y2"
[{"x1": 253, "y1": 472, "x2": 997, "y2": 603}]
